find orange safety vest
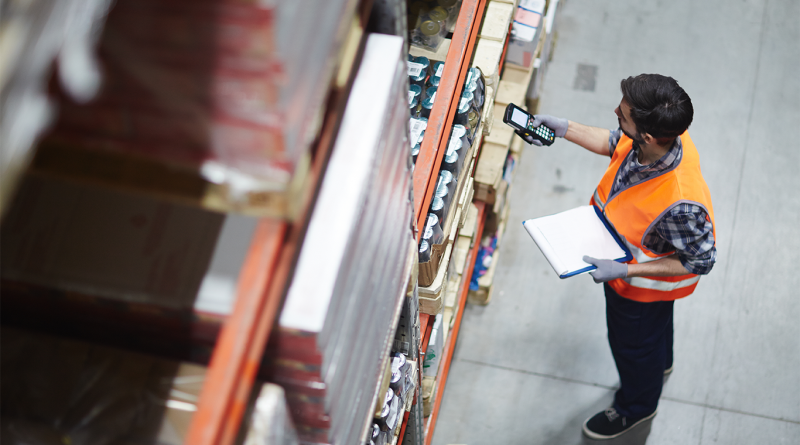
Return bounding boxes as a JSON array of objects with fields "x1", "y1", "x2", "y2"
[{"x1": 590, "y1": 131, "x2": 715, "y2": 302}]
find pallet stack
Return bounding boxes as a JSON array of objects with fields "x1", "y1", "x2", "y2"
[
  {"x1": 1, "y1": 1, "x2": 379, "y2": 444},
  {"x1": 469, "y1": 0, "x2": 562, "y2": 305},
  {"x1": 264, "y1": 34, "x2": 416, "y2": 445}
]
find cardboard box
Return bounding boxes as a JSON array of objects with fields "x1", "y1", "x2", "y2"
[
  {"x1": 504, "y1": 0, "x2": 546, "y2": 68},
  {"x1": 0, "y1": 176, "x2": 225, "y2": 310}
]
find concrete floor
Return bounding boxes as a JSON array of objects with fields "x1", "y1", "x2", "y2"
[{"x1": 432, "y1": 0, "x2": 800, "y2": 444}]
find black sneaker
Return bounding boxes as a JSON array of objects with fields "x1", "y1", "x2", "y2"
[{"x1": 582, "y1": 407, "x2": 657, "y2": 440}]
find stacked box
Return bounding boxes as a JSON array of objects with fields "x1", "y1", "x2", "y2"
[
  {"x1": 42, "y1": 0, "x2": 357, "y2": 201},
  {"x1": 264, "y1": 35, "x2": 415, "y2": 445},
  {"x1": 0, "y1": 0, "x2": 113, "y2": 215},
  {"x1": 505, "y1": 0, "x2": 546, "y2": 68},
  {"x1": 527, "y1": 0, "x2": 563, "y2": 104}
]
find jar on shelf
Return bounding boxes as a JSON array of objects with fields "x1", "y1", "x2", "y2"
[
  {"x1": 435, "y1": 169, "x2": 456, "y2": 212},
  {"x1": 420, "y1": 86, "x2": 437, "y2": 119},
  {"x1": 465, "y1": 67, "x2": 485, "y2": 110},
  {"x1": 452, "y1": 123, "x2": 471, "y2": 151},
  {"x1": 408, "y1": 84, "x2": 422, "y2": 117},
  {"x1": 424, "y1": 213, "x2": 444, "y2": 245},
  {"x1": 467, "y1": 108, "x2": 481, "y2": 139},
  {"x1": 412, "y1": 8, "x2": 447, "y2": 52},
  {"x1": 430, "y1": 196, "x2": 445, "y2": 222},
  {"x1": 438, "y1": 0, "x2": 463, "y2": 32},
  {"x1": 408, "y1": 1, "x2": 431, "y2": 31},
  {"x1": 453, "y1": 94, "x2": 471, "y2": 126},
  {"x1": 442, "y1": 149, "x2": 460, "y2": 178},
  {"x1": 419, "y1": 240, "x2": 432, "y2": 263},
  {"x1": 408, "y1": 56, "x2": 429, "y2": 88}
]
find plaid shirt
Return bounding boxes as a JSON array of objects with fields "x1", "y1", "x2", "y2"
[{"x1": 607, "y1": 129, "x2": 716, "y2": 275}]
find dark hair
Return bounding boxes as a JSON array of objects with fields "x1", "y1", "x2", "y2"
[{"x1": 620, "y1": 74, "x2": 693, "y2": 142}]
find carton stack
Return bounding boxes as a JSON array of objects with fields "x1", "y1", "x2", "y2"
[
  {"x1": 41, "y1": 0, "x2": 357, "y2": 208},
  {"x1": 264, "y1": 35, "x2": 416, "y2": 445}
]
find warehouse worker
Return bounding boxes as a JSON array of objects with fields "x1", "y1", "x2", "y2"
[{"x1": 522, "y1": 74, "x2": 716, "y2": 440}]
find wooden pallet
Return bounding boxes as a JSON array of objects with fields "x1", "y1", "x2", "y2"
[
  {"x1": 468, "y1": 196, "x2": 511, "y2": 305},
  {"x1": 473, "y1": 23, "x2": 544, "y2": 205},
  {"x1": 444, "y1": 203, "x2": 480, "y2": 328},
  {"x1": 418, "y1": 128, "x2": 478, "y2": 287}
]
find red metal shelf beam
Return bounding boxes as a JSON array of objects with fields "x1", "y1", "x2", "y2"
[{"x1": 412, "y1": 0, "x2": 488, "y2": 239}]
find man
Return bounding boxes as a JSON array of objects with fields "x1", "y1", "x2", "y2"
[{"x1": 522, "y1": 74, "x2": 716, "y2": 439}]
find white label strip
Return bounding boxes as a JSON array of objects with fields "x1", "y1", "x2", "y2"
[{"x1": 407, "y1": 61, "x2": 424, "y2": 77}]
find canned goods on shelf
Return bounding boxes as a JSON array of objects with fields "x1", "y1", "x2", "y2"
[
  {"x1": 452, "y1": 123, "x2": 472, "y2": 151},
  {"x1": 419, "y1": 240, "x2": 432, "y2": 263},
  {"x1": 442, "y1": 149, "x2": 461, "y2": 177},
  {"x1": 425, "y1": 213, "x2": 444, "y2": 245},
  {"x1": 408, "y1": 56, "x2": 429, "y2": 87},
  {"x1": 454, "y1": 96, "x2": 471, "y2": 126},
  {"x1": 430, "y1": 196, "x2": 445, "y2": 222},
  {"x1": 420, "y1": 86, "x2": 437, "y2": 119}
]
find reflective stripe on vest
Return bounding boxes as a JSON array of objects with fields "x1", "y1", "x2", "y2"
[
  {"x1": 621, "y1": 237, "x2": 664, "y2": 264},
  {"x1": 593, "y1": 188, "x2": 605, "y2": 210},
  {"x1": 593, "y1": 131, "x2": 715, "y2": 302},
  {"x1": 624, "y1": 275, "x2": 701, "y2": 292}
]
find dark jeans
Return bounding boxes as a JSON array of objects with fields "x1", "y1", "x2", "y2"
[{"x1": 604, "y1": 283, "x2": 674, "y2": 419}]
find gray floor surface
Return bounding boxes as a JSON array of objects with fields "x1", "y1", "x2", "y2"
[{"x1": 431, "y1": 0, "x2": 800, "y2": 444}]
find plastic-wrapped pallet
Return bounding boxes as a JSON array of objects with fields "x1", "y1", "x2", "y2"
[
  {"x1": 36, "y1": 0, "x2": 357, "y2": 210},
  {"x1": 0, "y1": 0, "x2": 114, "y2": 216},
  {"x1": 265, "y1": 34, "x2": 415, "y2": 445},
  {"x1": 244, "y1": 384, "x2": 300, "y2": 445}
]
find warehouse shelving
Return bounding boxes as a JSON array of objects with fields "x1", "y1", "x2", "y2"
[
  {"x1": 398, "y1": 0, "x2": 526, "y2": 443},
  {"x1": 411, "y1": 0, "x2": 488, "y2": 236},
  {"x1": 1, "y1": 1, "x2": 376, "y2": 444},
  {"x1": 0, "y1": 0, "x2": 564, "y2": 443},
  {"x1": 418, "y1": 201, "x2": 486, "y2": 445}
]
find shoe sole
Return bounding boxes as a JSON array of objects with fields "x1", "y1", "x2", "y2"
[{"x1": 582, "y1": 410, "x2": 658, "y2": 440}]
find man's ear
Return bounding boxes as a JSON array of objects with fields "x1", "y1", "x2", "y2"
[
  {"x1": 641, "y1": 132, "x2": 662, "y2": 145},
  {"x1": 646, "y1": 133, "x2": 678, "y2": 146}
]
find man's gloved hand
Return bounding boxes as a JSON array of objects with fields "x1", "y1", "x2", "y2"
[
  {"x1": 519, "y1": 114, "x2": 569, "y2": 146},
  {"x1": 582, "y1": 256, "x2": 628, "y2": 283}
]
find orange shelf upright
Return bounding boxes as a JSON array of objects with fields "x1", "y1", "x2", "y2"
[{"x1": 412, "y1": 0, "x2": 488, "y2": 238}]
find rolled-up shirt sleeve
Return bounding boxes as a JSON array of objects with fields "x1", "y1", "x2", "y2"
[
  {"x1": 608, "y1": 128, "x2": 622, "y2": 157},
  {"x1": 651, "y1": 203, "x2": 716, "y2": 275}
]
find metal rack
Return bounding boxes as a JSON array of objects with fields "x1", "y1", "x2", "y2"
[{"x1": 412, "y1": 0, "x2": 489, "y2": 239}]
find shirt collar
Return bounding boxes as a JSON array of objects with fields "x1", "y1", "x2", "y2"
[{"x1": 630, "y1": 137, "x2": 682, "y2": 172}]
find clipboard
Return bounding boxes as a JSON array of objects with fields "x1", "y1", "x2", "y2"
[{"x1": 522, "y1": 205, "x2": 633, "y2": 278}]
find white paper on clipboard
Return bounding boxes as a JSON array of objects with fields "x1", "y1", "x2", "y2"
[{"x1": 522, "y1": 205, "x2": 631, "y2": 278}]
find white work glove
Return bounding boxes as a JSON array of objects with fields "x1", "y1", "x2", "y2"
[
  {"x1": 519, "y1": 114, "x2": 569, "y2": 146},
  {"x1": 582, "y1": 256, "x2": 628, "y2": 283}
]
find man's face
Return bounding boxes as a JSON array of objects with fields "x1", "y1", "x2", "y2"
[{"x1": 615, "y1": 100, "x2": 645, "y2": 144}]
